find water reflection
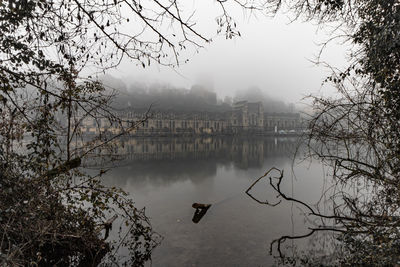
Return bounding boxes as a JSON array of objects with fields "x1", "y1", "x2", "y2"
[
  {"x1": 117, "y1": 136, "x2": 297, "y2": 164},
  {"x1": 103, "y1": 136, "x2": 326, "y2": 266},
  {"x1": 102, "y1": 136, "x2": 299, "y2": 186}
]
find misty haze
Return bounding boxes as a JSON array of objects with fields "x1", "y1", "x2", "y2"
[
  {"x1": 2, "y1": 1, "x2": 396, "y2": 266},
  {"x1": 102, "y1": 74, "x2": 297, "y2": 112}
]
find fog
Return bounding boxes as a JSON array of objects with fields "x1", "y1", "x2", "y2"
[
  {"x1": 102, "y1": 74, "x2": 295, "y2": 113},
  {"x1": 106, "y1": 3, "x2": 349, "y2": 109}
]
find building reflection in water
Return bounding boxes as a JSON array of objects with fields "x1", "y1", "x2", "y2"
[
  {"x1": 92, "y1": 136, "x2": 299, "y2": 166},
  {"x1": 88, "y1": 136, "x2": 301, "y2": 188}
]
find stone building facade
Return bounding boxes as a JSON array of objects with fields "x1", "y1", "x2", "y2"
[
  {"x1": 231, "y1": 101, "x2": 264, "y2": 128},
  {"x1": 264, "y1": 112, "x2": 301, "y2": 132},
  {"x1": 80, "y1": 101, "x2": 303, "y2": 135}
]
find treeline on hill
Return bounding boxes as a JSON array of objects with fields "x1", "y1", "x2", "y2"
[{"x1": 101, "y1": 75, "x2": 296, "y2": 113}]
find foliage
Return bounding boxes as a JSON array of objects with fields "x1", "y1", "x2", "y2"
[
  {"x1": 243, "y1": 0, "x2": 400, "y2": 265},
  {"x1": 0, "y1": 0, "x2": 269, "y2": 265}
]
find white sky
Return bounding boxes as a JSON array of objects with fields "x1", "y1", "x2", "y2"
[{"x1": 109, "y1": 2, "x2": 349, "y2": 105}]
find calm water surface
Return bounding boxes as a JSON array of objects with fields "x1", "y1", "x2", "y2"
[{"x1": 104, "y1": 136, "x2": 327, "y2": 266}]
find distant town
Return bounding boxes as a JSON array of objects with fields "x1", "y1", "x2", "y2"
[
  {"x1": 79, "y1": 78, "x2": 305, "y2": 136},
  {"x1": 81, "y1": 100, "x2": 304, "y2": 136}
]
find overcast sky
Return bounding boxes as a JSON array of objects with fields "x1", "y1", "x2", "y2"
[{"x1": 108, "y1": 2, "x2": 349, "y2": 105}]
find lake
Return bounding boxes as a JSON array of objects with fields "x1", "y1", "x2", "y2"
[{"x1": 103, "y1": 136, "x2": 329, "y2": 266}]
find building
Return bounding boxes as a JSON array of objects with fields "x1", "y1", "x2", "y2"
[
  {"x1": 79, "y1": 101, "x2": 303, "y2": 136},
  {"x1": 264, "y1": 112, "x2": 302, "y2": 132}
]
